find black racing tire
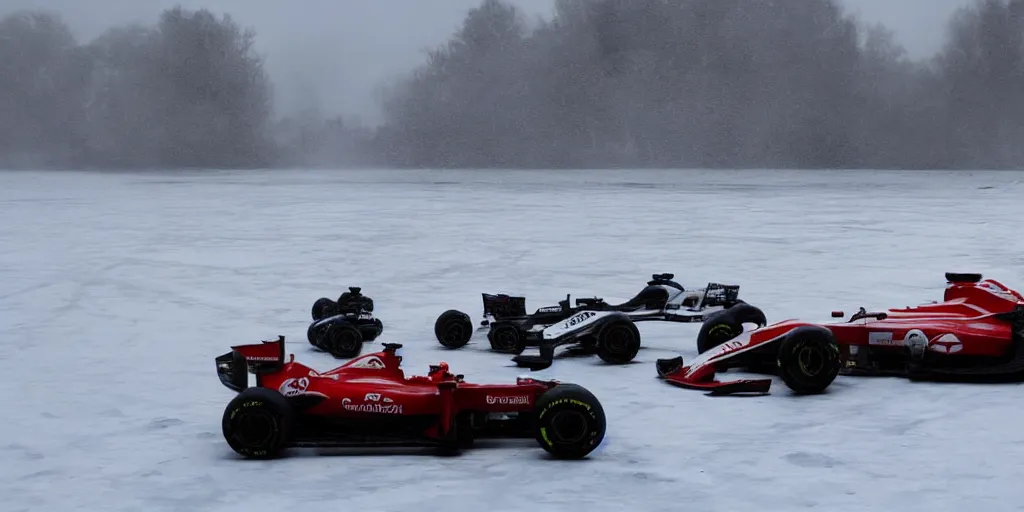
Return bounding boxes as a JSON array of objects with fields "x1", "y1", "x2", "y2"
[
  {"x1": 311, "y1": 298, "x2": 334, "y2": 321},
  {"x1": 945, "y1": 272, "x2": 982, "y2": 283},
  {"x1": 435, "y1": 309, "x2": 474, "y2": 349},
  {"x1": 730, "y1": 303, "x2": 767, "y2": 326},
  {"x1": 776, "y1": 326, "x2": 841, "y2": 395},
  {"x1": 488, "y1": 323, "x2": 524, "y2": 354},
  {"x1": 321, "y1": 321, "x2": 364, "y2": 358},
  {"x1": 533, "y1": 383, "x2": 606, "y2": 460},
  {"x1": 322, "y1": 303, "x2": 342, "y2": 318},
  {"x1": 359, "y1": 318, "x2": 384, "y2": 342},
  {"x1": 595, "y1": 319, "x2": 641, "y2": 364},
  {"x1": 696, "y1": 303, "x2": 767, "y2": 354},
  {"x1": 696, "y1": 310, "x2": 740, "y2": 354},
  {"x1": 359, "y1": 326, "x2": 378, "y2": 342},
  {"x1": 307, "y1": 321, "x2": 328, "y2": 350},
  {"x1": 222, "y1": 387, "x2": 294, "y2": 459}
]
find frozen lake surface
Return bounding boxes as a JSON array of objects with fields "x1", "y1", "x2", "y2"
[{"x1": 2, "y1": 168, "x2": 1024, "y2": 512}]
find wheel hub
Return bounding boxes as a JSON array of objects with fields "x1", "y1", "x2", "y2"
[
  {"x1": 495, "y1": 329, "x2": 516, "y2": 350},
  {"x1": 331, "y1": 329, "x2": 358, "y2": 352},
  {"x1": 232, "y1": 410, "x2": 275, "y2": 447},
  {"x1": 445, "y1": 323, "x2": 464, "y2": 343},
  {"x1": 797, "y1": 345, "x2": 824, "y2": 376},
  {"x1": 549, "y1": 410, "x2": 589, "y2": 444},
  {"x1": 605, "y1": 326, "x2": 631, "y2": 353}
]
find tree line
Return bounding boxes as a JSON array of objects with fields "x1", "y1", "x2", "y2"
[{"x1": 2, "y1": 0, "x2": 1023, "y2": 170}]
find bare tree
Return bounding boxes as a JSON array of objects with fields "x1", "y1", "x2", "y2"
[
  {"x1": 144, "y1": 7, "x2": 276, "y2": 168},
  {"x1": 0, "y1": 11, "x2": 91, "y2": 167},
  {"x1": 373, "y1": 0, "x2": 1024, "y2": 170},
  {"x1": 938, "y1": 0, "x2": 1024, "y2": 168},
  {"x1": 0, "y1": 7, "x2": 276, "y2": 169}
]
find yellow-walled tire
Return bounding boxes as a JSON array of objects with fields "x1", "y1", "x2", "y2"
[{"x1": 533, "y1": 384, "x2": 606, "y2": 460}]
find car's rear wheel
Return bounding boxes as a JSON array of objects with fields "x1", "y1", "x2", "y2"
[
  {"x1": 696, "y1": 303, "x2": 767, "y2": 353},
  {"x1": 311, "y1": 297, "x2": 334, "y2": 321},
  {"x1": 595, "y1": 319, "x2": 641, "y2": 364},
  {"x1": 435, "y1": 310, "x2": 473, "y2": 349},
  {"x1": 359, "y1": 318, "x2": 384, "y2": 342},
  {"x1": 533, "y1": 384, "x2": 606, "y2": 459},
  {"x1": 307, "y1": 321, "x2": 327, "y2": 350},
  {"x1": 488, "y1": 323, "x2": 523, "y2": 353},
  {"x1": 222, "y1": 387, "x2": 293, "y2": 459},
  {"x1": 322, "y1": 321, "x2": 364, "y2": 358},
  {"x1": 776, "y1": 326, "x2": 841, "y2": 394}
]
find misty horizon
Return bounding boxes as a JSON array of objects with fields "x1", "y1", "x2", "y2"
[
  {"x1": 0, "y1": 0, "x2": 974, "y2": 123},
  {"x1": 1, "y1": 0, "x2": 1022, "y2": 170}
]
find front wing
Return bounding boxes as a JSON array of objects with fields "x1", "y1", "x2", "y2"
[
  {"x1": 655, "y1": 356, "x2": 772, "y2": 395},
  {"x1": 653, "y1": 326, "x2": 786, "y2": 396}
]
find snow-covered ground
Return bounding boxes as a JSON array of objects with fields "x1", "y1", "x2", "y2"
[{"x1": 2, "y1": 168, "x2": 1024, "y2": 512}]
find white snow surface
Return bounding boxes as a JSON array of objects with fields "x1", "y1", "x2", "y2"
[{"x1": 3, "y1": 168, "x2": 1024, "y2": 512}]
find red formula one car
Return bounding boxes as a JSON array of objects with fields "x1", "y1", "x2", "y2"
[
  {"x1": 214, "y1": 337, "x2": 606, "y2": 459},
  {"x1": 656, "y1": 272, "x2": 1024, "y2": 396}
]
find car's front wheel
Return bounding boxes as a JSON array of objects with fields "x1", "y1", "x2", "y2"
[
  {"x1": 595, "y1": 319, "x2": 641, "y2": 364},
  {"x1": 533, "y1": 384, "x2": 606, "y2": 459},
  {"x1": 776, "y1": 326, "x2": 841, "y2": 394}
]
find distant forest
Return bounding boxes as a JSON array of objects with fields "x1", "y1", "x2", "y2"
[{"x1": 2, "y1": 0, "x2": 1023, "y2": 170}]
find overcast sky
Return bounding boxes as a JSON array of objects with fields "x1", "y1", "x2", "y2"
[{"x1": 3, "y1": 0, "x2": 973, "y2": 122}]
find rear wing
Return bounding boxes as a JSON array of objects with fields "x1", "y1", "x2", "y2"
[
  {"x1": 482, "y1": 293, "x2": 527, "y2": 319},
  {"x1": 701, "y1": 283, "x2": 740, "y2": 307},
  {"x1": 214, "y1": 335, "x2": 289, "y2": 392}
]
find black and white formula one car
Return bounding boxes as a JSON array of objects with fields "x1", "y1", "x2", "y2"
[
  {"x1": 433, "y1": 273, "x2": 764, "y2": 370},
  {"x1": 307, "y1": 287, "x2": 384, "y2": 359}
]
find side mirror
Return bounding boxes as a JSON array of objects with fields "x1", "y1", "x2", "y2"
[{"x1": 831, "y1": 310, "x2": 844, "y2": 318}]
